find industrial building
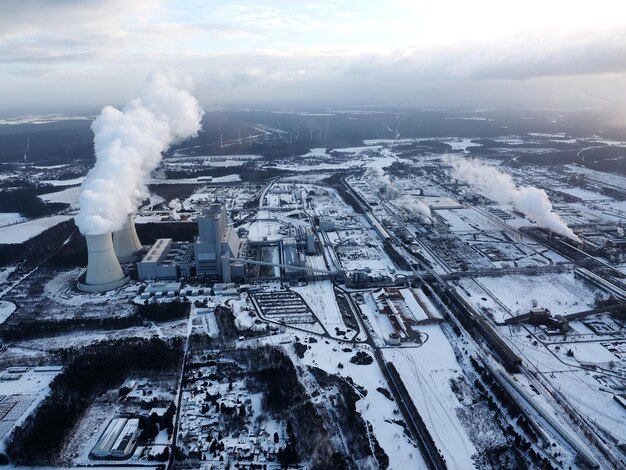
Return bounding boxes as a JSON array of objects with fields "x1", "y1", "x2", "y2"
[
  {"x1": 194, "y1": 204, "x2": 241, "y2": 278},
  {"x1": 136, "y1": 204, "x2": 244, "y2": 282},
  {"x1": 92, "y1": 417, "x2": 140, "y2": 459},
  {"x1": 137, "y1": 238, "x2": 194, "y2": 280},
  {"x1": 80, "y1": 202, "x2": 324, "y2": 288}
]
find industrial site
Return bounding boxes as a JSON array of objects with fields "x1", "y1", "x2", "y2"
[{"x1": 0, "y1": 95, "x2": 626, "y2": 470}]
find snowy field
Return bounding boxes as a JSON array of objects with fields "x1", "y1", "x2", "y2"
[
  {"x1": 246, "y1": 220, "x2": 283, "y2": 242},
  {"x1": 147, "y1": 174, "x2": 241, "y2": 184},
  {"x1": 477, "y1": 273, "x2": 597, "y2": 319},
  {"x1": 0, "y1": 213, "x2": 26, "y2": 228},
  {"x1": 277, "y1": 334, "x2": 428, "y2": 470},
  {"x1": 41, "y1": 176, "x2": 85, "y2": 186},
  {"x1": 0, "y1": 300, "x2": 16, "y2": 325},
  {"x1": 457, "y1": 272, "x2": 597, "y2": 322},
  {"x1": 383, "y1": 325, "x2": 478, "y2": 468},
  {"x1": 0, "y1": 215, "x2": 73, "y2": 244},
  {"x1": 437, "y1": 208, "x2": 501, "y2": 232},
  {"x1": 291, "y1": 281, "x2": 348, "y2": 338},
  {"x1": 40, "y1": 186, "x2": 81, "y2": 208},
  {"x1": 0, "y1": 366, "x2": 63, "y2": 448}
]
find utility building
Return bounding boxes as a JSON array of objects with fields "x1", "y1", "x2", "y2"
[
  {"x1": 135, "y1": 203, "x2": 242, "y2": 282},
  {"x1": 194, "y1": 204, "x2": 241, "y2": 279},
  {"x1": 194, "y1": 204, "x2": 227, "y2": 275},
  {"x1": 137, "y1": 238, "x2": 194, "y2": 280}
]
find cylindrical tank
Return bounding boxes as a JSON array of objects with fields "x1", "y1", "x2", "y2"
[
  {"x1": 77, "y1": 233, "x2": 129, "y2": 292},
  {"x1": 387, "y1": 332, "x2": 401, "y2": 346},
  {"x1": 112, "y1": 214, "x2": 143, "y2": 262}
]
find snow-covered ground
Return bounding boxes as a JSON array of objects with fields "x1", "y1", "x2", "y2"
[
  {"x1": 0, "y1": 114, "x2": 92, "y2": 125},
  {"x1": 0, "y1": 215, "x2": 73, "y2": 244},
  {"x1": 0, "y1": 300, "x2": 16, "y2": 324},
  {"x1": 0, "y1": 213, "x2": 26, "y2": 228},
  {"x1": 40, "y1": 186, "x2": 81, "y2": 208},
  {"x1": 0, "y1": 366, "x2": 63, "y2": 451},
  {"x1": 276, "y1": 334, "x2": 428, "y2": 469},
  {"x1": 473, "y1": 273, "x2": 596, "y2": 320},
  {"x1": 383, "y1": 325, "x2": 478, "y2": 468},
  {"x1": 147, "y1": 174, "x2": 241, "y2": 184},
  {"x1": 505, "y1": 328, "x2": 626, "y2": 443},
  {"x1": 41, "y1": 176, "x2": 85, "y2": 186},
  {"x1": 291, "y1": 281, "x2": 348, "y2": 338}
]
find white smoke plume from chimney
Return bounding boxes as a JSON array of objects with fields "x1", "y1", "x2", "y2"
[
  {"x1": 169, "y1": 198, "x2": 182, "y2": 221},
  {"x1": 366, "y1": 167, "x2": 432, "y2": 222},
  {"x1": 445, "y1": 156, "x2": 580, "y2": 242},
  {"x1": 75, "y1": 73, "x2": 204, "y2": 235}
]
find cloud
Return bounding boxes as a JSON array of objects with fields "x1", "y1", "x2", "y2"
[{"x1": 1, "y1": 0, "x2": 626, "y2": 113}]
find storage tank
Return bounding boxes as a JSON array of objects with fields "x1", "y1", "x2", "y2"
[
  {"x1": 77, "y1": 233, "x2": 130, "y2": 292},
  {"x1": 112, "y1": 214, "x2": 143, "y2": 262}
]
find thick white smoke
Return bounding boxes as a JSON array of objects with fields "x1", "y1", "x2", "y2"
[
  {"x1": 169, "y1": 198, "x2": 182, "y2": 221},
  {"x1": 75, "y1": 73, "x2": 203, "y2": 235},
  {"x1": 366, "y1": 167, "x2": 432, "y2": 222},
  {"x1": 445, "y1": 156, "x2": 580, "y2": 242}
]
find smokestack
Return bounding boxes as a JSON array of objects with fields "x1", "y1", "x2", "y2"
[
  {"x1": 77, "y1": 233, "x2": 129, "y2": 292},
  {"x1": 112, "y1": 214, "x2": 143, "y2": 262}
]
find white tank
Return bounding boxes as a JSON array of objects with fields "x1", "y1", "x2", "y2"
[
  {"x1": 77, "y1": 233, "x2": 130, "y2": 292},
  {"x1": 112, "y1": 214, "x2": 143, "y2": 262}
]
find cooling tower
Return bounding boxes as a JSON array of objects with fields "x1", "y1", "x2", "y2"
[
  {"x1": 77, "y1": 233, "x2": 130, "y2": 292},
  {"x1": 112, "y1": 214, "x2": 143, "y2": 262}
]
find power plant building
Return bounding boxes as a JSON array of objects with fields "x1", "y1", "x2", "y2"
[
  {"x1": 194, "y1": 204, "x2": 227, "y2": 276},
  {"x1": 194, "y1": 204, "x2": 241, "y2": 278},
  {"x1": 136, "y1": 203, "x2": 243, "y2": 282},
  {"x1": 137, "y1": 238, "x2": 194, "y2": 280},
  {"x1": 282, "y1": 237, "x2": 302, "y2": 278}
]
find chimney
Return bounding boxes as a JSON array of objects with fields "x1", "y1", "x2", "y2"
[
  {"x1": 112, "y1": 213, "x2": 143, "y2": 262},
  {"x1": 77, "y1": 233, "x2": 129, "y2": 292}
]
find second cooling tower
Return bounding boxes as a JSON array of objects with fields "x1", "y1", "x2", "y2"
[
  {"x1": 112, "y1": 214, "x2": 143, "y2": 262},
  {"x1": 77, "y1": 233, "x2": 130, "y2": 292}
]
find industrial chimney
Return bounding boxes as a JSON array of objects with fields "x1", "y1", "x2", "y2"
[
  {"x1": 77, "y1": 233, "x2": 130, "y2": 292},
  {"x1": 112, "y1": 213, "x2": 143, "y2": 262}
]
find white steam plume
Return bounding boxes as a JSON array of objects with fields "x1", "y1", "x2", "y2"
[
  {"x1": 169, "y1": 198, "x2": 182, "y2": 221},
  {"x1": 395, "y1": 195, "x2": 432, "y2": 222},
  {"x1": 75, "y1": 73, "x2": 203, "y2": 235},
  {"x1": 445, "y1": 156, "x2": 580, "y2": 242},
  {"x1": 366, "y1": 167, "x2": 432, "y2": 222}
]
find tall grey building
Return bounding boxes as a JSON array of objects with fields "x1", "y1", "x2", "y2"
[{"x1": 194, "y1": 204, "x2": 227, "y2": 275}]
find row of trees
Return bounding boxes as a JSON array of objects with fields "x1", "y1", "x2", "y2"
[
  {"x1": 0, "y1": 187, "x2": 69, "y2": 218},
  {"x1": 2, "y1": 301, "x2": 190, "y2": 340}
]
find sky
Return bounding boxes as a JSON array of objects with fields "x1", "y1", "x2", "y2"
[{"x1": 1, "y1": 0, "x2": 626, "y2": 115}]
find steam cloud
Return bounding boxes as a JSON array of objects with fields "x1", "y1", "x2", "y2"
[
  {"x1": 366, "y1": 167, "x2": 432, "y2": 222},
  {"x1": 75, "y1": 73, "x2": 203, "y2": 235},
  {"x1": 446, "y1": 156, "x2": 580, "y2": 242},
  {"x1": 169, "y1": 198, "x2": 182, "y2": 221}
]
